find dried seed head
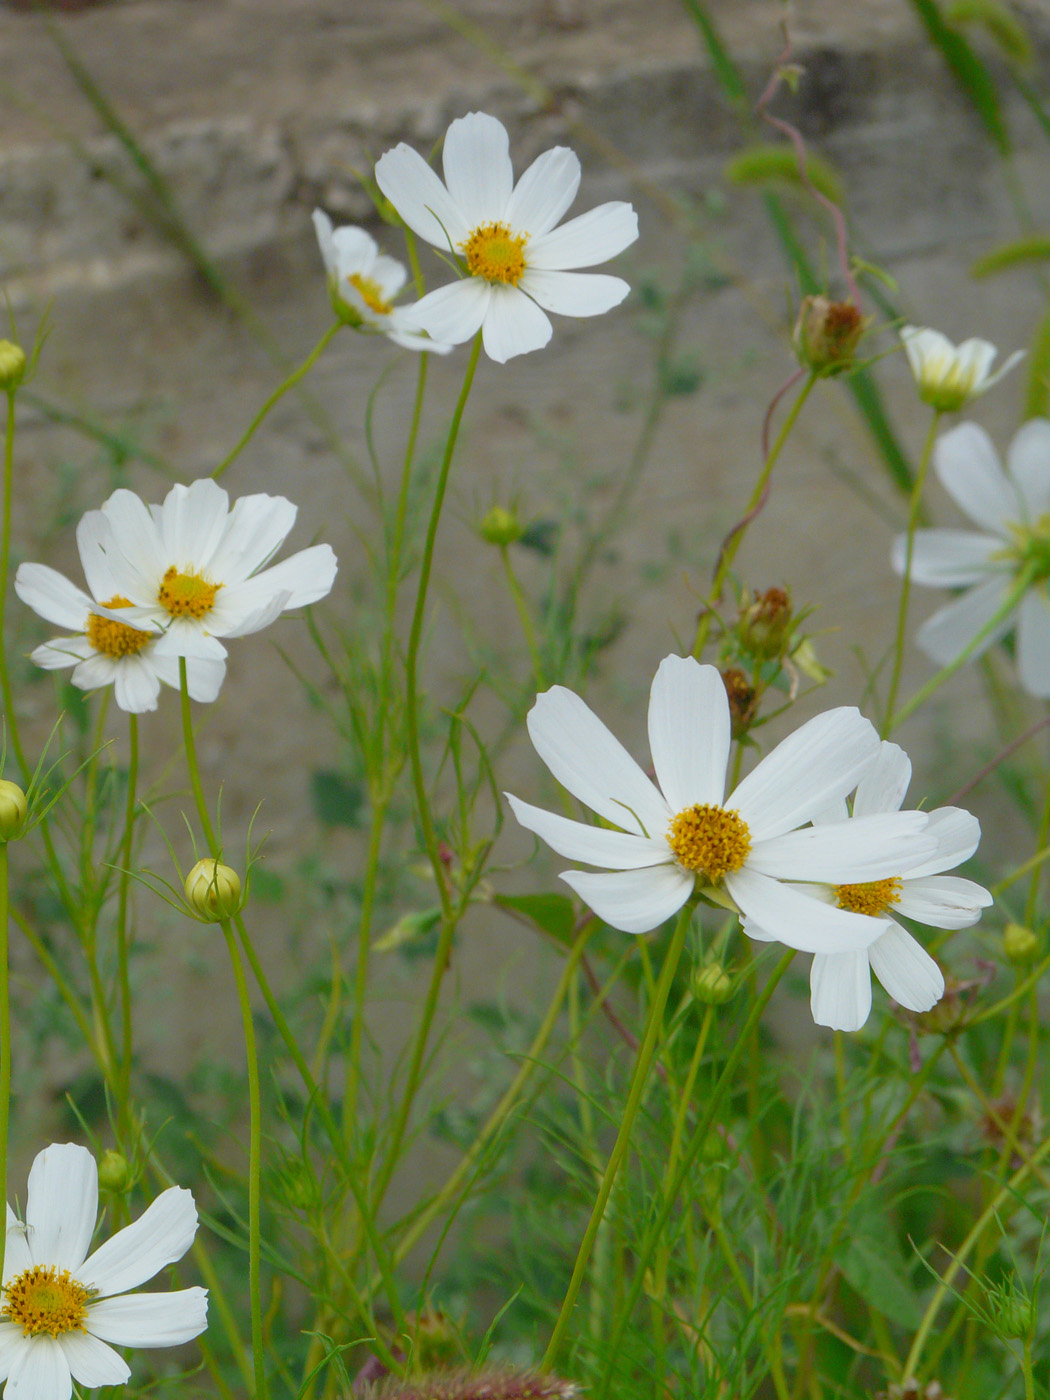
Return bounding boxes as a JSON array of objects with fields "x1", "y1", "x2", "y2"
[{"x1": 359, "y1": 1369, "x2": 580, "y2": 1400}]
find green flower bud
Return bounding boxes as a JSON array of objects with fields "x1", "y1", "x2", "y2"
[
  {"x1": 991, "y1": 1275, "x2": 1034, "y2": 1340},
  {"x1": 693, "y1": 963, "x2": 733, "y2": 1005},
  {"x1": 477, "y1": 505, "x2": 524, "y2": 547},
  {"x1": 185, "y1": 858, "x2": 242, "y2": 921},
  {"x1": 97, "y1": 1149, "x2": 131, "y2": 1194},
  {"x1": 1003, "y1": 921, "x2": 1039, "y2": 966},
  {"x1": 0, "y1": 781, "x2": 27, "y2": 841},
  {"x1": 0, "y1": 341, "x2": 26, "y2": 391}
]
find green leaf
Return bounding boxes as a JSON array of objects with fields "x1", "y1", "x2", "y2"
[
  {"x1": 972, "y1": 235, "x2": 1050, "y2": 277},
  {"x1": 309, "y1": 769, "x2": 363, "y2": 828},
  {"x1": 944, "y1": 0, "x2": 1033, "y2": 66},
  {"x1": 495, "y1": 892, "x2": 577, "y2": 946},
  {"x1": 374, "y1": 907, "x2": 442, "y2": 953},
  {"x1": 678, "y1": 0, "x2": 747, "y2": 106},
  {"x1": 910, "y1": 0, "x2": 1010, "y2": 153},
  {"x1": 726, "y1": 144, "x2": 845, "y2": 208},
  {"x1": 839, "y1": 1232, "x2": 923, "y2": 1329}
]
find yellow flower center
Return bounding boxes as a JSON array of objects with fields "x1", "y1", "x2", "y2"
[
  {"x1": 2, "y1": 1264, "x2": 93, "y2": 1338},
  {"x1": 347, "y1": 272, "x2": 392, "y2": 317},
  {"x1": 460, "y1": 221, "x2": 528, "y2": 285},
  {"x1": 158, "y1": 566, "x2": 221, "y2": 620},
  {"x1": 835, "y1": 876, "x2": 903, "y2": 918},
  {"x1": 86, "y1": 594, "x2": 152, "y2": 658},
  {"x1": 666, "y1": 804, "x2": 752, "y2": 882}
]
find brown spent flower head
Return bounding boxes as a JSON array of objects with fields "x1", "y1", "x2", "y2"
[
  {"x1": 793, "y1": 295, "x2": 867, "y2": 376},
  {"x1": 739, "y1": 585, "x2": 794, "y2": 660},
  {"x1": 721, "y1": 667, "x2": 757, "y2": 738},
  {"x1": 359, "y1": 1369, "x2": 580, "y2": 1400}
]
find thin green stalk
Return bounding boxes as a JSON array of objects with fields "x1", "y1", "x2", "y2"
[
  {"x1": 178, "y1": 662, "x2": 267, "y2": 1400},
  {"x1": 0, "y1": 846, "x2": 10, "y2": 1286},
  {"x1": 0, "y1": 389, "x2": 30, "y2": 782},
  {"x1": 212, "y1": 322, "x2": 341, "y2": 480},
  {"x1": 500, "y1": 544, "x2": 545, "y2": 686},
  {"x1": 1021, "y1": 1334, "x2": 1035, "y2": 1400},
  {"x1": 115, "y1": 712, "x2": 139, "y2": 1114},
  {"x1": 389, "y1": 351, "x2": 429, "y2": 593},
  {"x1": 598, "y1": 949, "x2": 796, "y2": 1397},
  {"x1": 343, "y1": 797, "x2": 388, "y2": 1136},
  {"x1": 542, "y1": 900, "x2": 695, "y2": 1370},
  {"x1": 373, "y1": 332, "x2": 483, "y2": 1211},
  {"x1": 885, "y1": 562, "x2": 1040, "y2": 733},
  {"x1": 883, "y1": 409, "x2": 941, "y2": 729},
  {"x1": 1023, "y1": 750, "x2": 1050, "y2": 926},
  {"x1": 694, "y1": 372, "x2": 817, "y2": 657}
]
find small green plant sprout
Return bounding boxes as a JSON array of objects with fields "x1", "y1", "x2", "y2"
[
  {"x1": 184, "y1": 857, "x2": 243, "y2": 922},
  {"x1": 0, "y1": 780, "x2": 27, "y2": 842}
]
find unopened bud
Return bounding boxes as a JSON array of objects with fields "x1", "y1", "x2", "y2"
[
  {"x1": 97, "y1": 1149, "x2": 131, "y2": 1194},
  {"x1": 0, "y1": 781, "x2": 27, "y2": 841},
  {"x1": 793, "y1": 295, "x2": 866, "y2": 376},
  {"x1": 477, "y1": 505, "x2": 524, "y2": 547},
  {"x1": 1003, "y1": 922, "x2": 1039, "y2": 965},
  {"x1": 0, "y1": 341, "x2": 26, "y2": 391},
  {"x1": 693, "y1": 963, "x2": 733, "y2": 1005},
  {"x1": 185, "y1": 858, "x2": 242, "y2": 921},
  {"x1": 991, "y1": 1276, "x2": 1034, "y2": 1339}
]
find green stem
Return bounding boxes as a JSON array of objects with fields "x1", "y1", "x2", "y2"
[
  {"x1": 389, "y1": 351, "x2": 429, "y2": 595},
  {"x1": 0, "y1": 846, "x2": 10, "y2": 1287},
  {"x1": 500, "y1": 544, "x2": 545, "y2": 687},
  {"x1": 212, "y1": 322, "x2": 341, "y2": 480},
  {"x1": 373, "y1": 332, "x2": 483, "y2": 1211},
  {"x1": 693, "y1": 373, "x2": 817, "y2": 657},
  {"x1": 115, "y1": 712, "x2": 139, "y2": 1117},
  {"x1": 1021, "y1": 1334, "x2": 1035, "y2": 1400},
  {"x1": 0, "y1": 389, "x2": 28, "y2": 781},
  {"x1": 885, "y1": 562, "x2": 1040, "y2": 734},
  {"x1": 598, "y1": 949, "x2": 796, "y2": 1397},
  {"x1": 542, "y1": 901, "x2": 694, "y2": 1370},
  {"x1": 883, "y1": 410, "x2": 941, "y2": 730}
]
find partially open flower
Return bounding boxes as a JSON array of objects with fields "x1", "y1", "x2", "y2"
[
  {"x1": 185, "y1": 858, "x2": 242, "y2": 921},
  {"x1": 899, "y1": 325, "x2": 1023, "y2": 412}
]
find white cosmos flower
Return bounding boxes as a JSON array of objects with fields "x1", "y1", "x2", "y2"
[
  {"x1": 892, "y1": 419, "x2": 1050, "y2": 696},
  {"x1": 507, "y1": 655, "x2": 938, "y2": 949},
  {"x1": 374, "y1": 111, "x2": 638, "y2": 363},
  {"x1": 78, "y1": 479, "x2": 338, "y2": 665},
  {"x1": 312, "y1": 210, "x2": 451, "y2": 353},
  {"x1": 746, "y1": 742, "x2": 990, "y2": 1031},
  {"x1": 15, "y1": 509, "x2": 225, "y2": 714},
  {"x1": 0, "y1": 1142, "x2": 207, "y2": 1400},
  {"x1": 899, "y1": 325, "x2": 1023, "y2": 413}
]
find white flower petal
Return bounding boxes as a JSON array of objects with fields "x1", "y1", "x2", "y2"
[
  {"x1": 29, "y1": 637, "x2": 94, "y2": 672},
  {"x1": 646, "y1": 655, "x2": 729, "y2": 811},
  {"x1": 527, "y1": 201, "x2": 638, "y2": 270},
  {"x1": 731, "y1": 868, "x2": 889, "y2": 953},
  {"x1": 14, "y1": 565, "x2": 91, "y2": 632},
  {"x1": 25, "y1": 1144, "x2": 97, "y2": 1273},
  {"x1": 809, "y1": 951, "x2": 872, "y2": 1031},
  {"x1": 934, "y1": 422, "x2": 1019, "y2": 533},
  {"x1": 370, "y1": 254, "x2": 407, "y2": 300},
  {"x1": 70, "y1": 653, "x2": 122, "y2": 693},
  {"x1": 85, "y1": 1288, "x2": 208, "y2": 1348},
  {"x1": 3, "y1": 1210, "x2": 31, "y2": 1286},
  {"x1": 442, "y1": 111, "x2": 514, "y2": 228},
  {"x1": 891, "y1": 528, "x2": 1000, "y2": 587},
  {"x1": 59, "y1": 1331, "x2": 129, "y2": 1389},
  {"x1": 151, "y1": 654, "x2": 226, "y2": 704},
  {"x1": 1006, "y1": 417, "x2": 1050, "y2": 520},
  {"x1": 5, "y1": 1334, "x2": 71, "y2": 1400},
  {"x1": 852, "y1": 741, "x2": 911, "y2": 817},
  {"x1": 748, "y1": 811, "x2": 934, "y2": 883},
  {"x1": 151, "y1": 623, "x2": 228, "y2": 663},
  {"x1": 330, "y1": 224, "x2": 379, "y2": 278},
  {"x1": 111, "y1": 656, "x2": 162, "y2": 714},
  {"x1": 526, "y1": 685, "x2": 670, "y2": 838},
  {"x1": 159, "y1": 480, "x2": 230, "y2": 575},
  {"x1": 559, "y1": 864, "x2": 693, "y2": 934},
  {"x1": 506, "y1": 794, "x2": 668, "y2": 868},
  {"x1": 904, "y1": 807, "x2": 981, "y2": 877},
  {"x1": 867, "y1": 922, "x2": 945, "y2": 1010},
  {"x1": 410, "y1": 280, "x2": 492, "y2": 347},
  {"x1": 374, "y1": 143, "x2": 469, "y2": 250},
  {"x1": 98, "y1": 489, "x2": 168, "y2": 599},
  {"x1": 894, "y1": 875, "x2": 992, "y2": 928},
  {"x1": 520, "y1": 269, "x2": 630, "y2": 317},
  {"x1": 1016, "y1": 586, "x2": 1050, "y2": 698},
  {"x1": 207, "y1": 493, "x2": 297, "y2": 585},
  {"x1": 915, "y1": 576, "x2": 1017, "y2": 667},
  {"x1": 212, "y1": 544, "x2": 337, "y2": 634},
  {"x1": 731, "y1": 708, "x2": 879, "y2": 842},
  {"x1": 0, "y1": 1320, "x2": 27, "y2": 1379},
  {"x1": 75, "y1": 510, "x2": 122, "y2": 602},
  {"x1": 505, "y1": 146, "x2": 581, "y2": 235},
  {"x1": 80, "y1": 1185, "x2": 197, "y2": 1297},
  {"x1": 311, "y1": 208, "x2": 337, "y2": 276},
  {"x1": 481, "y1": 285, "x2": 552, "y2": 363}
]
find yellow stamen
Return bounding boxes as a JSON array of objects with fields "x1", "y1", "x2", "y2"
[
  {"x1": 86, "y1": 594, "x2": 152, "y2": 658},
  {"x1": 666, "y1": 804, "x2": 751, "y2": 882},
  {"x1": 158, "y1": 566, "x2": 221, "y2": 620},
  {"x1": 460, "y1": 221, "x2": 528, "y2": 285},
  {"x1": 347, "y1": 272, "x2": 392, "y2": 317},
  {"x1": 2, "y1": 1264, "x2": 93, "y2": 1338},
  {"x1": 835, "y1": 876, "x2": 903, "y2": 918}
]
